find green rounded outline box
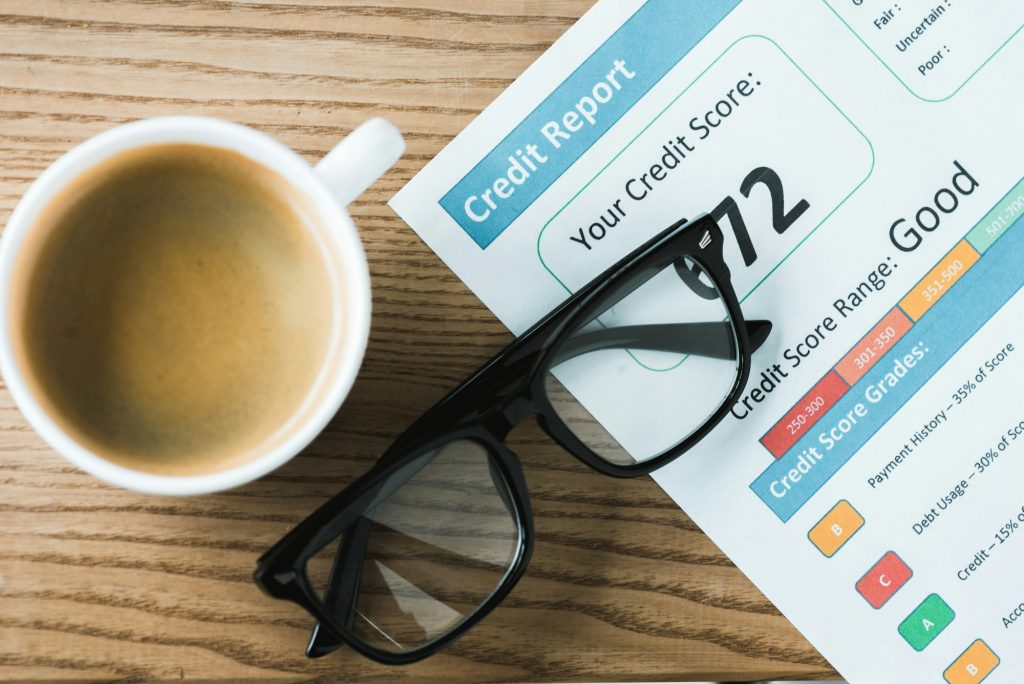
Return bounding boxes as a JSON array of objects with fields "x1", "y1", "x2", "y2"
[
  {"x1": 822, "y1": 0, "x2": 1024, "y2": 103},
  {"x1": 536, "y1": 34, "x2": 875, "y2": 372}
]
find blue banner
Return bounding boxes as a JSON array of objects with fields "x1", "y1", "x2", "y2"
[{"x1": 439, "y1": 0, "x2": 743, "y2": 248}]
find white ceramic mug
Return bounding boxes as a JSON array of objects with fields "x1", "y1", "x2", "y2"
[{"x1": 0, "y1": 116, "x2": 405, "y2": 495}]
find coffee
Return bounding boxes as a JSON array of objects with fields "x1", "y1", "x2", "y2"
[{"x1": 16, "y1": 144, "x2": 333, "y2": 476}]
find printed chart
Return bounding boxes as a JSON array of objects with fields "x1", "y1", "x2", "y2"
[
  {"x1": 752, "y1": 176, "x2": 1024, "y2": 521},
  {"x1": 749, "y1": 176, "x2": 1024, "y2": 683}
]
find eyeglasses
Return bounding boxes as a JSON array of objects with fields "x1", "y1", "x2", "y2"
[{"x1": 253, "y1": 213, "x2": 772, "y2": 664}]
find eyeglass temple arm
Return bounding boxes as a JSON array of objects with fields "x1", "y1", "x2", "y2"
[
  {"x1": 552, "y1": 319, "x2": 771, "y2": 365},
  {"x1": 305, "y1": 513, "x2": 372, "y2": 658}
]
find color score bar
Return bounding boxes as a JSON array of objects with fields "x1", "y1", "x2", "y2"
[{"x1": 750, "y1": 177, "x2": 1024, "y2": 522}]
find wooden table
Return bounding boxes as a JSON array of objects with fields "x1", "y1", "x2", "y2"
[{"x1": 0, "y1": 2, "x2": 837, "y2": 681}]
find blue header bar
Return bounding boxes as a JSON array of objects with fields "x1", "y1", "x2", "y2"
[
  {"x1": 439, "y1": 0, "x2": 742, "y2": 248},
  {"x1": 751, "y1": 219, "x2": 1024, "y2": 522}
]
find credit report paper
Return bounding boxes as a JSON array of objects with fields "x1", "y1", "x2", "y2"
[{"x1": 390, "y1": 1, "x2": 1024, "y2": 681}]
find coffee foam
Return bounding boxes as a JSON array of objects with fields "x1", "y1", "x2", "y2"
[{"x1": 10, "y1": 143, "x2": 338, "y2": 476}]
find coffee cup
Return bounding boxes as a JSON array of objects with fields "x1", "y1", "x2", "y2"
[{"x1": 0, "y1": 116, "x2": 404, "y2": 495}]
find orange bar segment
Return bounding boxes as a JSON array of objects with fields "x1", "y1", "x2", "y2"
[
  {"x1": 899, "y1": 241, "x2": 980, "y2": 321},
  {"x1": 835, "y1": 308, "x2": 914, "y2": 385},
  {"x1": 944, "y1": 639, "x2": 999, "y2": 684}
]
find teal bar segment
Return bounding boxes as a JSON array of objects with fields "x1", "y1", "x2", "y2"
[{"x1": 966, "y1": 177, "x2": 1024, "y2": 253}]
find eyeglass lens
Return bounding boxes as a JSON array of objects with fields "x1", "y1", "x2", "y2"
[
  {"x1": 304, "y1": 439, "x2": 521, "y2": 653},
  {"x1": 545, "y1": 257, "x2": 740, "y2": 465}
]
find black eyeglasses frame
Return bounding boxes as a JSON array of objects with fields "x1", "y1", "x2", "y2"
[{"x1": 253, "y1": 212, "x2": 768, "y2": 664}]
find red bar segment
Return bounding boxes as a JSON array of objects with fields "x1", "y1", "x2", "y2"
[
  {"x1": 760, "y1": 371, "x2": 849, "y2": 459},
  {"x1": 856, "y1": 551, "x2": 912, "y2": 609},
  {"x1": 835, "y1": 307, "x2": 914, "y2": 385}
]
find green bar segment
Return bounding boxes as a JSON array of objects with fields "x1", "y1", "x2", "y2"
[
  {"x1": 966, "y1": 177, "x2": 1024, "y2": 253},
  {"x1": 899, "y1": 593, "x2": 955, "y2": 651}
]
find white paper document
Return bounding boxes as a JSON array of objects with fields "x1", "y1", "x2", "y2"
[{"x1": 390, "y1": 2, "x2": 1024, "y2": 681}]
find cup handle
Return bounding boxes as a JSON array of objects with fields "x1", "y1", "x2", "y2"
[{"x1": 314, "y1": 118, "x2": 405, "y2": 206}]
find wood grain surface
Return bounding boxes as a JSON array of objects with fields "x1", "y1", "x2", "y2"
[{"x1": 0, "y1": 2, "x2": 838, "y2": 681}]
